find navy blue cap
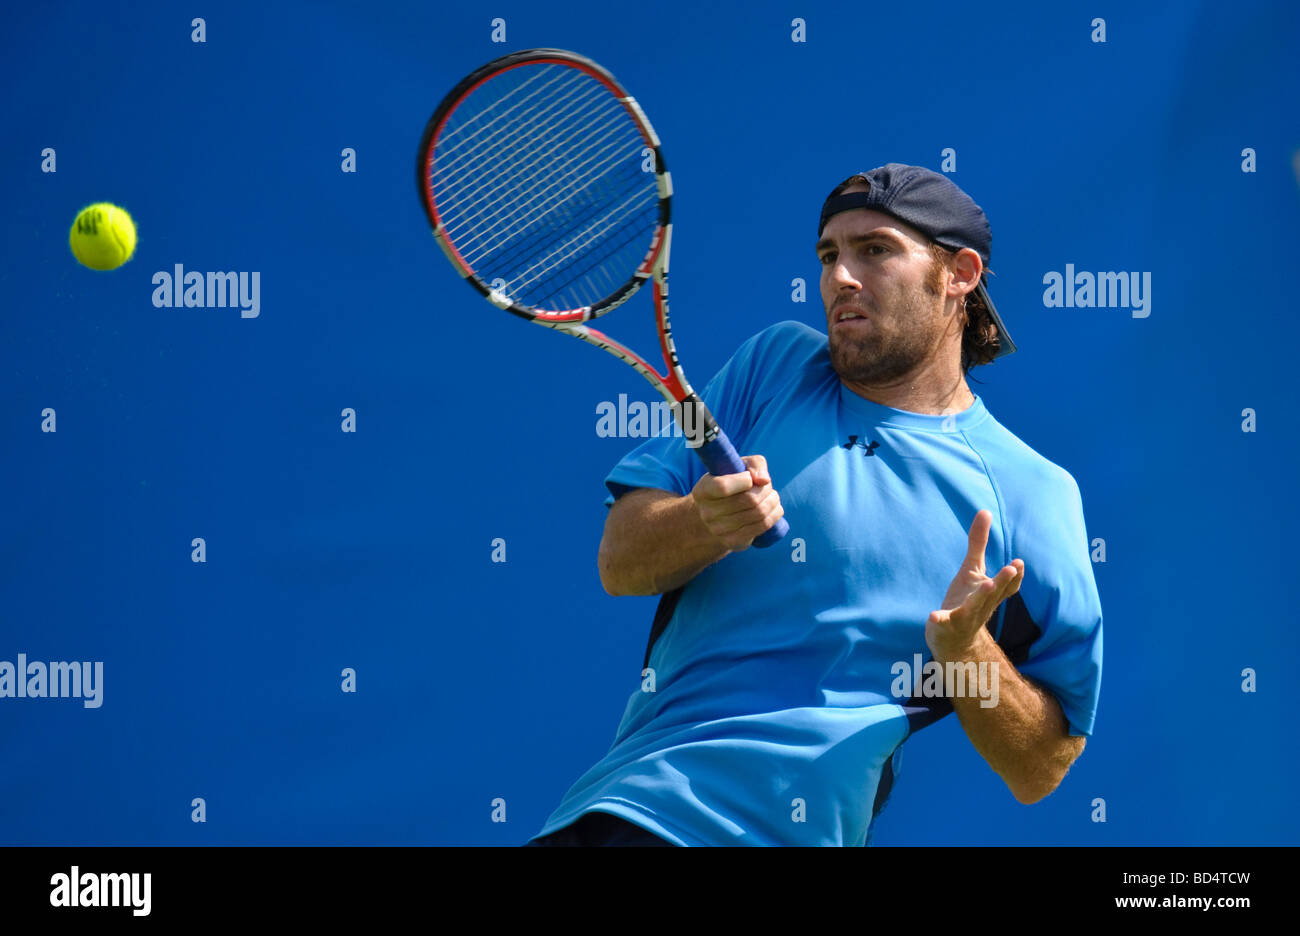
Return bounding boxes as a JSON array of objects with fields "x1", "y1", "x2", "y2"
[{"x1": 818, "y1": 164, "x2": 1016, "y2": 360}]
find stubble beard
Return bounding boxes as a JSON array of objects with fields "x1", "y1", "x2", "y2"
[{"x1": 828, "y1": 285, "x2": 942, "y2": 385}]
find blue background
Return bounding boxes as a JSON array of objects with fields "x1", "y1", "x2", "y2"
[{"x1": 2, "y1": 0, "x2": 1297, "y2": 845}]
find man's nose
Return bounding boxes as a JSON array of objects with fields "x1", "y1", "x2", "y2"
[{"x1": 830, "y1": 261, "x2": 861, "y2": 290}]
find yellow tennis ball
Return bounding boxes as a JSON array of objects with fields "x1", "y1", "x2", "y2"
[{"x1": 69, "y1": 202, "x2": 137, "y2": 271}]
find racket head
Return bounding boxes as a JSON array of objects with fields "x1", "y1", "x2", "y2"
[{"x1": 417, "y1": 49, "x2": 671, "y2": 325}]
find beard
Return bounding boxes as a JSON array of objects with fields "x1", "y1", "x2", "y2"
[{"x1": 828, "y1": 289, "x2": 941, "y2": 385}]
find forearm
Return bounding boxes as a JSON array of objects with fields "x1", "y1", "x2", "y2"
[
  {"x1": 597, "y1": 490, "x2": 730, "y2": 596},
  {"x1": 937, "y1": 627, "x2": 1085, "y2": 804}
]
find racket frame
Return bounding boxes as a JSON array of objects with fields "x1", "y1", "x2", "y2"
[
  {"x1": 417, "y1": 48, "x2": 788, "y2": 545},
  {"x1": 417, "y1": 49, "x2": 709, "y2": 432}
]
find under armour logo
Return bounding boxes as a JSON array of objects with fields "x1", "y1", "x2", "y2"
[{"x1": 843, "y1": 435, "x2": 881, "y2": 456}]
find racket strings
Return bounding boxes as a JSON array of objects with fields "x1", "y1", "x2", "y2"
[
  {"x1": 503, "y1": 180, "x2": 658, "y2": 311},
  {"x1": 429, "y1": 62, "x2": 660, "y2": 312},
  {"x1": 529, "y1": 198, "x2": 657, "y2": 309},
  {"x1": 449, "y1": 107, "x2": 633, "y2": 266},
  {"x1": 438, "y1": 73, "x2": 613, "y2": 216},
  {"x1": 434, "y1": 66, "x2": 575, "y2": 171},
  {"x1": 475, "y1": 163, "x2": 646, "y2": 306},
  {"x1": 504, "y1": 182, "x2": 656, "y2": 298},
  {"x1": 479, "y1": 170, "x2": 655, "y2": 309},
  {"x1": 450, "y1": 106, "x2": 635, "y2": 262},
  {"x1": 441, "y1": 86, "x2": 613, "y2": 235},
  {"x1": 455, "y1": 130, "x2": 649, "y2": 276},
  {"x1": 437, "y1": 69, "x2": 636, "y2": 271},
  {"x1": 436, "y1": 66, "x2": 608, "y2": 231}
]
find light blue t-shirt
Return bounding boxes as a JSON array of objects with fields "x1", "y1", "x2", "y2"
[{"x1": 533, "y1": 320, "x2": 1103, "y2": 846}]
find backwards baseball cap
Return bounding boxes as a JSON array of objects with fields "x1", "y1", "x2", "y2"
[{"x1": 818, "y1": 163, "x2": 1017, "y2": 360}]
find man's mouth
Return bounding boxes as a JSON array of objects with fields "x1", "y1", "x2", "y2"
[{"x1": 833, "y1": 307, "x2": 869, "y2": 325}]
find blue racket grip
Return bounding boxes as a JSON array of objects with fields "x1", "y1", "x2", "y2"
[{"x1": 694, "y1": 429, "x2": 790, "y2": 549}]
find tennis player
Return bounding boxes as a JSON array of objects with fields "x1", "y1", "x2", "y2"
[{"x1": 526, "y1": 164, "x2": 1103, "y2": 847}]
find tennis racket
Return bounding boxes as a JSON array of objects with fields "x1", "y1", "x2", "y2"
[{"x1": 416, "y1": 48, "x2": 789, "y2": 548}]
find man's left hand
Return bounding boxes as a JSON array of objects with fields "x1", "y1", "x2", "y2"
[{"x1": 926, "y1": 509, "x2": 1025, "y2": 662}]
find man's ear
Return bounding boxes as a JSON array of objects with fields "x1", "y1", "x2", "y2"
[{"x1": 951, "y1": 248, "x2": 983, "y2": 299}]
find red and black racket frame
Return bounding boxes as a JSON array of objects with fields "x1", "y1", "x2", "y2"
[{"x1": 417, "y1": 48, "x2": 788, "y2": 547}]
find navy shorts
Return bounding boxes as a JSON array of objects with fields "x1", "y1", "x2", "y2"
[{"x1": 525, "y1": 811, "x2": 676, "y2": 847}]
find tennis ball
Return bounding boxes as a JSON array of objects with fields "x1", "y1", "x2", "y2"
[{"x1": 69, "y1": 202, "x2": 137, "y2": 271}]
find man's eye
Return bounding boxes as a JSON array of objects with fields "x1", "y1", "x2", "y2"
[
  {"x1": 818, "y1": 252, "x2": 836, "y2": 265},
  {"x1": 865, "y1": 244, "x2": 887, "y2": 255}
]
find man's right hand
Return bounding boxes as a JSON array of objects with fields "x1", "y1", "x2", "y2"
[{"x1": 690, "y1": 454, "x2": 785, "y2": 552}]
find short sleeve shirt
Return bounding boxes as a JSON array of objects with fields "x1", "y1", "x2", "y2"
[{"x1": 534, "y1": 320, "x2": 1103, "y2": 846}]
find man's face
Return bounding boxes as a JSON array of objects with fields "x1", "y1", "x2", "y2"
[{"x1": 816, "y1": 197, "x2": 953, "y2": 386}]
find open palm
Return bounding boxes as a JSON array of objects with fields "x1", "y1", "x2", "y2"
[{"x1": 926, "y1": 509, "x2": 1025, "y2": 660}]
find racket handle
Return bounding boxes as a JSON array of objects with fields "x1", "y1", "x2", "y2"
[{"x1": 693, "y1": 429, "x2": 790, "y2": 549}]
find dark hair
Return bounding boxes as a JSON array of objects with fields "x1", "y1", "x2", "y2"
[{"x1": 824, "y1": 174, "x2": 1001, "y2": 377}]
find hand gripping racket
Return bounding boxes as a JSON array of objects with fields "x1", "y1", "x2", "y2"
[{"x1": 416, "y1": 48, "x2": 789, "y2": 547}]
